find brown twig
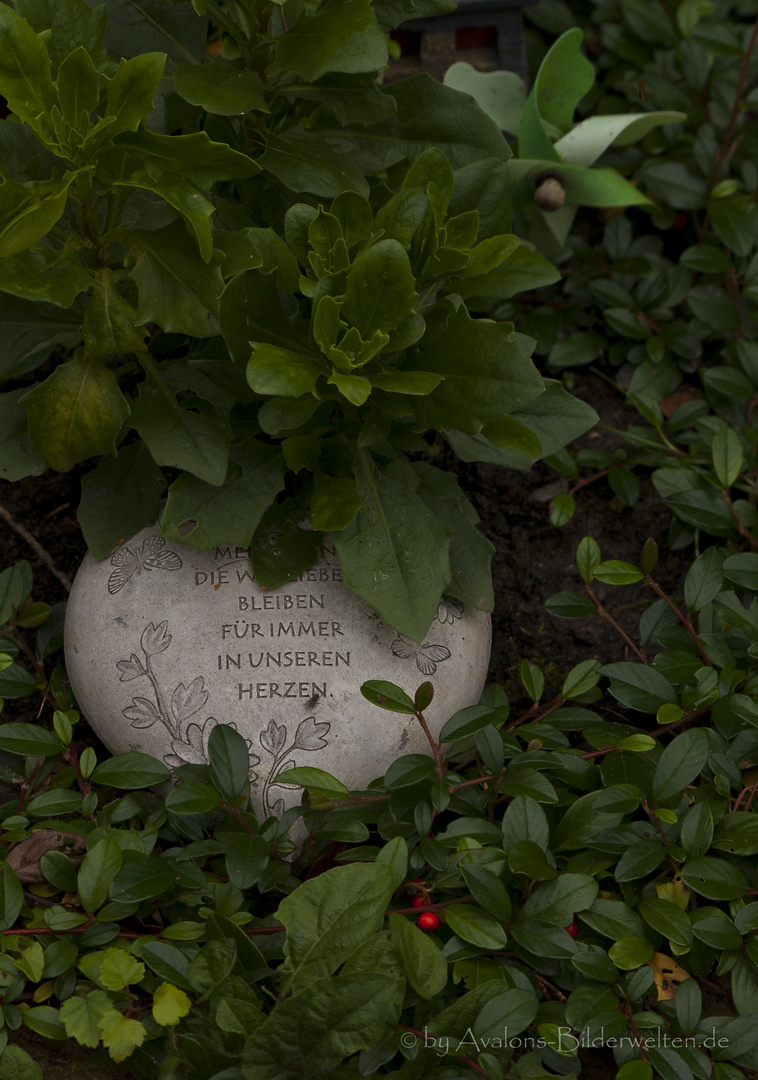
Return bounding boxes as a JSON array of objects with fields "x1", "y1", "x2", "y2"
[
  {"x1": 722, "y1": 489, "x2": 758, "y2": 549},
  {"x1": 644, "y1": 575, "x2": 711, "y2": 666},
  {"x1": 711, "y1": 17, "x2": 758, "y2": 187},
  {"x1": 0, "y1": 502, "x2": 73, "y2": 592},
  {"x1": 586, "y1": 584, "x2": 648, "y2": 663}
]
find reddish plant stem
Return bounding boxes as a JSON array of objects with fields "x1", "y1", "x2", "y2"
[
  {"x1": 711, "y1": 17, "x2": 758, "y2": 187},
  {"x1": 722, "y1": 489, "x2": 758, "y2": 549},
  {"x1": 569, "y1": 468, "x2": 612, "y2": 496},
  {"x1": 416, "y1": 709, "x2": 444, "y2": 780},
  {"x1": 506, "y1": 693, "x2": 564, "y2": 734},
  {"x1": 618, "y1": 992, "x2": 650, "y2": 1062},
  {"x1": 580, "y1": 703, "x2": 714, "y2": 759},
  {"x1": 586, "y1": 584, "x2": 648, "y2": 663},
  {"x1": 642, "y1": 799, "x2": 669, "y2": 846},
  {"x1": 644, "y1": 575, "x2": 711, "y2": 666}
]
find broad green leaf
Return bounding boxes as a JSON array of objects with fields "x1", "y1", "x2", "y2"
[
  {"x1": 220, "y1": 268, "x2": 310, "y2": 365},
  {"x1": 723, "y1": 553, "x2": 758, "y2": 592},
  {"x1": 97, "y1": 1010, "x2": 146, "y2": 1062},
  {"x1": 165, "y1": 782, "x2": 222, "y2": 815},
  {"x1": 680, "y1": 857, "x2": 748, "y2": 901},
  {"x1": 0, "y1": 863, "x2": 24, "y2": 932},
  {"x1": 409, "y1": 305, "x2": 545, "y2": 433},
  {"x1": 607, "y1": 936, "x2": 654, "y2": 970},
  {"x1": 247, "y1": 345, "x2": 323, "y2": 398},
  {"x1": 162, "y1": 439, "x2": 285, "y2": 548},
  {"x1": 175, "y1": 61, "x2": 268, "y2": 114},
  {"x1": 90, "y1": 752, "x2": 169, "y2": 789},
  {"x1": 462, "y1": 864, "x2": 512, "y2": 922},
  {"x1": 243, "y1": 973, "x2": 397, "y2": 1080},
  {"x1": 593, "y1": 560, "x2": 643, "y2": 585},
  {"x1": 20, "y1": 355, "x2": 129, "y2": 472},
  {"x1": 311, "y1": 473, "x2": 362, "y2": 532},
  {"x1": 0, "y1": 721, "x2": 61, "y2": 756},
  {"x1": 347, "y1": 74, "x2": 510, "y2": 171},
  {"x1": 82, "y1": 269, "x2": 147, "y2": 354},
  {"x1": 274, "y1": 0, "x2": 388, "y2": 82},
  {"x1": 475, "y1": 987, "x2": 539, "y2": 1039},
  {"x1": 277, "y1": 863, "x2": 394, "y2": 988},
  {"x1": 521, "y1": 873, "x2": 598, "y2": 924},
  {"x1": 15, "y1": 0, "x2": 108, "y2": 70},
  {"x1": 77, "y1": 442, "x2": 166, "y2": 559},
  {"x1": 370, "y1": 371, "x2": 442, "y2": 395},
  {"x1": 0, "y1": 389, "x2": 47, "y2": 482},
  {"x1": 105, "y1": 128, "x2": 261, "y2": 189},
  {"x1": 389, "y1": 913, "x2": 447, "y2": 998},
  {"x1": 78, "y1": 839, "x2": 123, "y2": 915},
  {"x1": 533, "y1": 28, "x2": 595, "y2": 134},
  {"x1": 684, "y1": 548, "x2": 723, "y2": 611},
  {"x1": 109, "y1": 856, "x2": 179, "y2": 903},
  {"x1": 481, "y1": 416, "x2": 542, "y2": 458},
  {"x1": 225, "y1": 833, "x2": 269, "y2": 890},
  {"x1": 59, "y1": 989, "x2": 114, "y2": 1041},
  {"x1": 360, "y1": 680, "x2": 416, "y2": 714},
  {"x1": 340, "y1": 240, "x2": 417, "y2": 338},
  {"x1": 140, "y1": 942, "x2": 193, "y2": 993},
  {"x1": 0, "y1": 247, "x2": 91, "y2": 307},
  {"x1": 208, "y1": 724, "x2": 252, "y2": 802},
  {"x1": 652, "y1": 729, "x2": 710, "y2": 802},
  {"x1": 56, "y1": 46, "x2": 99, "y2": 131},
  {"x1": 93, "y1": 52, "x2": 166, "y2": 145},
  {"x1": 275, "y1": 767, "x2": 349, "y2": 799},
  {"x1": 0, "y1": 663, "x2": 38, "y2": 699},
  {"x1": 111, "y1": 174, "x2": 216, "y2": 263},
  {"x1": 117, "y1": 222, "x2": 225, "y2": 337},
  {"x1": 98, "y1": 0, "x2": 207, "y2": 63},
  {"x1": 544, "y1": 590, "x2": 596, "y2": 618},
  {"x1": 639, "y1": 899, "x2": 692, "y2": 948},
  {"x1": 501, "y1": 795, "x2": 550, "y2": 850},
  {"x1": 130, "y1": 370, "x2": 231, "y2": 486},
  {"x1": 0, "y1": 1045, "x2": 43, "y2": 1079},
  {"x1": 455, "y1": 241, "x2": 560, "y2": 301},
  {"x1": 599, "y1": 662, "x2": 677, "y2": 713},
  {"x1": 332, "y1": 468, "x2": 451, "y2": 640},
  {"x1": 0, "y1": 175, "x2": 79, "y2": 258},
  {"x1": 153, "y1": 982, "x2": 191, "y2": 1026},
  {"x1": 280, "y1": 73, "x2": 396, "y2": 126},
  {"x1": 444, "y1": 904, "x2": 508, "y2": 948},
  {"x1": 261, "y1": 127, "x2": 369, "y2": 199},
  {"x1": 0, "y1": 4, "x2": 55, "y2": 121}
]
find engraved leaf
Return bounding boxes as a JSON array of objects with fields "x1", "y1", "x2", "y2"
[
  {"x1": 271, "y1": 798, "x2": 285, "y2": 816},
  {"x1": 260, "y1": 718, "x2": 287, "y2": 756},
  {"x1": 123, "y1": 697, "x2": 162, "y2": 728},
  {"x1": 140, "y1": 621, "x2": 172, "y2": 657},
  {"x1": 292, "y1": 716, "x2": 331, "y2": 751},
  {"x1": 273, "y1": 759, "x2": 297, "y2": 785},
  {"x1": 117, "y1": 654, "x2": 147, "y2": 681},
  {"x1": 171, "y1": 677, "x2": 209, "y2": 722}
]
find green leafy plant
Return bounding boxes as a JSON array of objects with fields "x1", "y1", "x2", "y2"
[
  {"x1": 444, "y1": 28, "x2": 685, "y2": 257},
  {"x1": 0, "y1": 0, "x2": 598, "y2": 639}
]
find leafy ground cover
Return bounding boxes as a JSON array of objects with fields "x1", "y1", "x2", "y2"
[{"x1": 1, "y1": 0, "x2": 758, "y2": 1079}]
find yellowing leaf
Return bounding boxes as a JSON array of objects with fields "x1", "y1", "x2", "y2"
[
  {"x1": 153, "y1": 981, "x2": 192, "y2": 1026},
  {"x1": 98, "y1": 1009, "x2": 146, "y2": 1061},
  {"x1": 646, "y1": 952, "x2": 690, "y2": 1000},
  {"x1": 656, "y1": 874, "x2": 691, "y2": 910},
  {"x1": 97, "y1": 947, "x2": 145, "y2": 991}
]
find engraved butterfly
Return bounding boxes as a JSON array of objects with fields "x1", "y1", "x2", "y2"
[
  {"x1": 391, "y1": 635, "x2": 451, "y2": 676},
  {"x1": 108, "y1": 536, "x2": 183, "y2": 595}
]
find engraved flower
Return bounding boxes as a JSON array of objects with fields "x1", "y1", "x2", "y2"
[
  {"x1": 141, "y1": 621, "x2": 172, "y2": 657},
  {"x1": 123, "y1": 697, "x2": 162, "y2": 728},
  {"x1": 171, "y1": 677, "x2": 209, "y2": 724},
  {"x1": 117, "y1": 654, "x2": 147, "y2": 681},
  {"x1": 260, "y1": 718, "x2": 287, "y2": 757},
  {"x1": 292, "y1": 716, "x2": 331, "y2": 752}
]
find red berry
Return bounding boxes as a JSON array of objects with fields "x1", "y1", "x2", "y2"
[
  {"x1": 565, "y1": 920, "x2": 579, "y2": 937},
  {"x1": 417, "y1": 911, "x2": 440, "y2": 931},
  {"x1": 412, "y1": 896, "x2": 428, "y2": 908},
  {"x1": 671, "y1": 212, "x2": 688, "y2": 230}
]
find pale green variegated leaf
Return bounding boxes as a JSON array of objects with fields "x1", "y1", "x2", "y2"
[
  {"x1": 0, "y1": 246, "x2": 91, "y2": 307},
  {"x1": 554, "y1": 111, "x2": 687, "y2": 167},
  {"x1": 162, "y1": 439, "x2": 286, "y2": 549},
  {"x1": 117, "y1": 222, "x2": 225, "y2": 337},
  {"x1": 444, "y1": 63, "x2": 527, "y2": 134},
  {"x1": 519, "y1": 28, "x2": 594, "y2": 161},
  {"x1": 130, "y1": 370, "x2": 231, "y2": 485},
  {"x1": 20, "y1": 355, "x2": 130, "y2": 471},
  {"x1": 274, "y1": 0, "x2": 387, "y2": 82},
  {"x1": 333, "y1": 465, "x2": 451, "y2": 639},
  {"x1": 408, "y1": 305, "x2": 545, "y2": 433},
  {"x1": 509, "y1": 160, "x2": 653, "y2": 207},
  {"x1": 78, "y1": 442, "x2": 166, "y2": 558},
  {"x1": 447, "y1": 379, "x2": 598, "y2": 469},
  {"x1": 175, "y1": 61, "x2": 268, "y2": 115}
]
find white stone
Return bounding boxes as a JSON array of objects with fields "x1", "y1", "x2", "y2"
[{"x1": 64, "y1": 525, "x2": 491, "y2": 818}]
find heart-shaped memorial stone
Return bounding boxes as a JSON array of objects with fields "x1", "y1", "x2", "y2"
[{"x1": 64, "y1": 525, "x2": 491, "y2": 819}]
